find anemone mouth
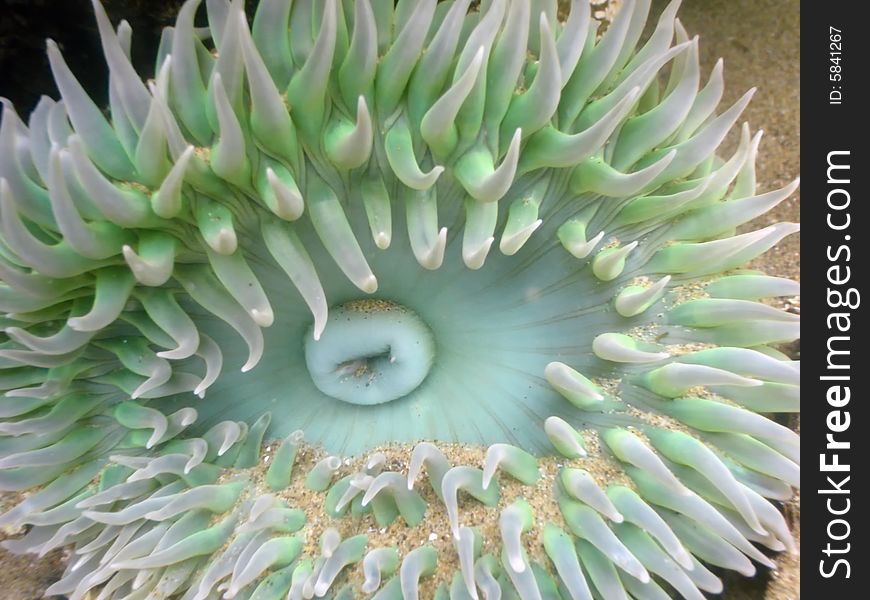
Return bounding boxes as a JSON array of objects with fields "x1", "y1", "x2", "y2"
[
  {"x1": 304, "y1": 300, "x2": 436, "y2": 406},
  {"x1": 180, "y1": 209, "x2": 605, "y2": 454}
]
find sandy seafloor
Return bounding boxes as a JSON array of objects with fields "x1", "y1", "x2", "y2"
[{"x1": 0, "y1": 0, "x2": 800, "y2": 597}]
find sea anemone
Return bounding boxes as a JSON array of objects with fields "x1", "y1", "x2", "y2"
[{"x1": 0, "y1": 0, "x2": 800, "y2": 598}]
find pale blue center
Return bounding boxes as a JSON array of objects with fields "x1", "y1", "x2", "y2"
[{"x1": 155, "y1": 179, "x2": 658, "y2": 455}]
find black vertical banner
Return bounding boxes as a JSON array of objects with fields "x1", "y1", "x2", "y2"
[{"x1": 803, "y1": 2, "x2": 867, "y2": 595}]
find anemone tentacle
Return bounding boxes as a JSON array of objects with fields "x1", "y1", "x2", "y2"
[{"x1": 0, "y1": 0, "x2": 798, "y2": 598}]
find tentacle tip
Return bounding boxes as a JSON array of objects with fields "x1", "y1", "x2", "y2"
[
  {"x1": 427, "y1": 165, "x2": 446, "y2": 181},
  {"x1": 360, "y1": 274, "x2": 379, "y2": 294},
  {"x1": 463, "y1": 237, "x2": 495, "y2": 270},
  {"x1": 214, "y1": 229, "x2": 238, "y2": 254},
  {"x1": 375, "y1": 232, "x2": 391, "y2": 249},
  {"x1": 740, "y1": 565, "x2": 758, "y2": 577},
  {"x1": 250, "y1": 307, "x2": 275, "y2": 327},
  {"x1": 764, "y1": 540, "x2": 786, "y2": 552}
]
